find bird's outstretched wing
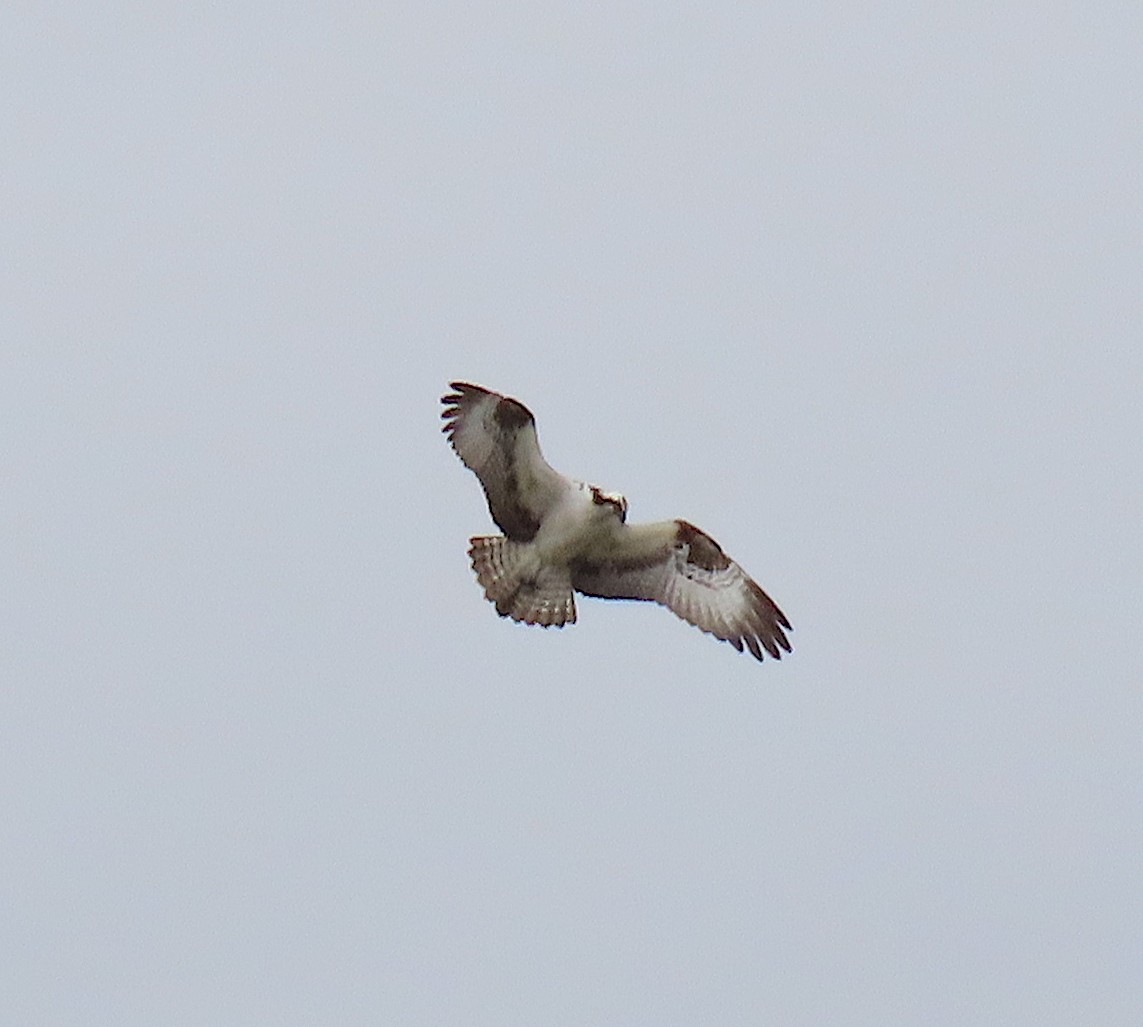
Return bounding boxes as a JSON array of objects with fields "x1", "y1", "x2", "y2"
[
  {"x1": 571, "y1": 519, "x2": 792, "y2": 661},
  {"x1": 441, "y1": 382, "x2": 569, "y2": 541}
]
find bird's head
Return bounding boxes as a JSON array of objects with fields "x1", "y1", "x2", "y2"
[{"x1": 590, "y1": 486, "x2": 628, "y2": 523}]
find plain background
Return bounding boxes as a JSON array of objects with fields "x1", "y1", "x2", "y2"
[{"x1": 4, "y1": 3, "x2": 1142, "y2": 1024}]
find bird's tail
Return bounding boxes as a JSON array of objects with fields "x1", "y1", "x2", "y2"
[{"x1": 468, "y1": 536, "x2": 576, "y2": 627}]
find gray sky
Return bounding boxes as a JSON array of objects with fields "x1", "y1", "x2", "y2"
[{"x1": 4, "y1": 3, "x2": 1142, "y2": 1024}]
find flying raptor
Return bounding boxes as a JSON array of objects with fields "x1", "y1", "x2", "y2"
[{"x1": 441, "y1": 382, "x2": 792, "y2": 662}]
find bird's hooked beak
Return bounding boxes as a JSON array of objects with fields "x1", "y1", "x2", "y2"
[{"x1": 594, "y1": 489, "x2": 628, "y2": 523}]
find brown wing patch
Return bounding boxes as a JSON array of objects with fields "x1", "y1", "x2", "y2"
[
  {"x1": 493, "y1": 396, "x2": 533, "y2": 431},
  {"x1": 494, "y1": 470, "x2": 541, "y2": 541},
  {"x1": 675, "y1": 520, "x2": 731, "y2": 571}
]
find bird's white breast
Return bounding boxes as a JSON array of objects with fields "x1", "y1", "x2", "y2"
[{"x1": 532, "y1": 481, "x2": 622, "y2": 563}]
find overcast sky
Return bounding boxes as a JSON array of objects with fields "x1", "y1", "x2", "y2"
[{"x1": 4, "y1": 3, "x2": 1142, "y2": 1024}]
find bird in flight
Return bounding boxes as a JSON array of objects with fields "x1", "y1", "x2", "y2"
[{"x1": 441, "y1": 382, "x2": 792, "y2": 662}]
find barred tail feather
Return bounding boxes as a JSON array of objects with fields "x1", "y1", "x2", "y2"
[{"x1": 468, "y1": 536, "x2": 576, "y2": 628}]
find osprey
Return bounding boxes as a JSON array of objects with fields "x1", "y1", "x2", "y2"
[{"x1": 441, "y1": 382, "x2": 792, "y2": 662}]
